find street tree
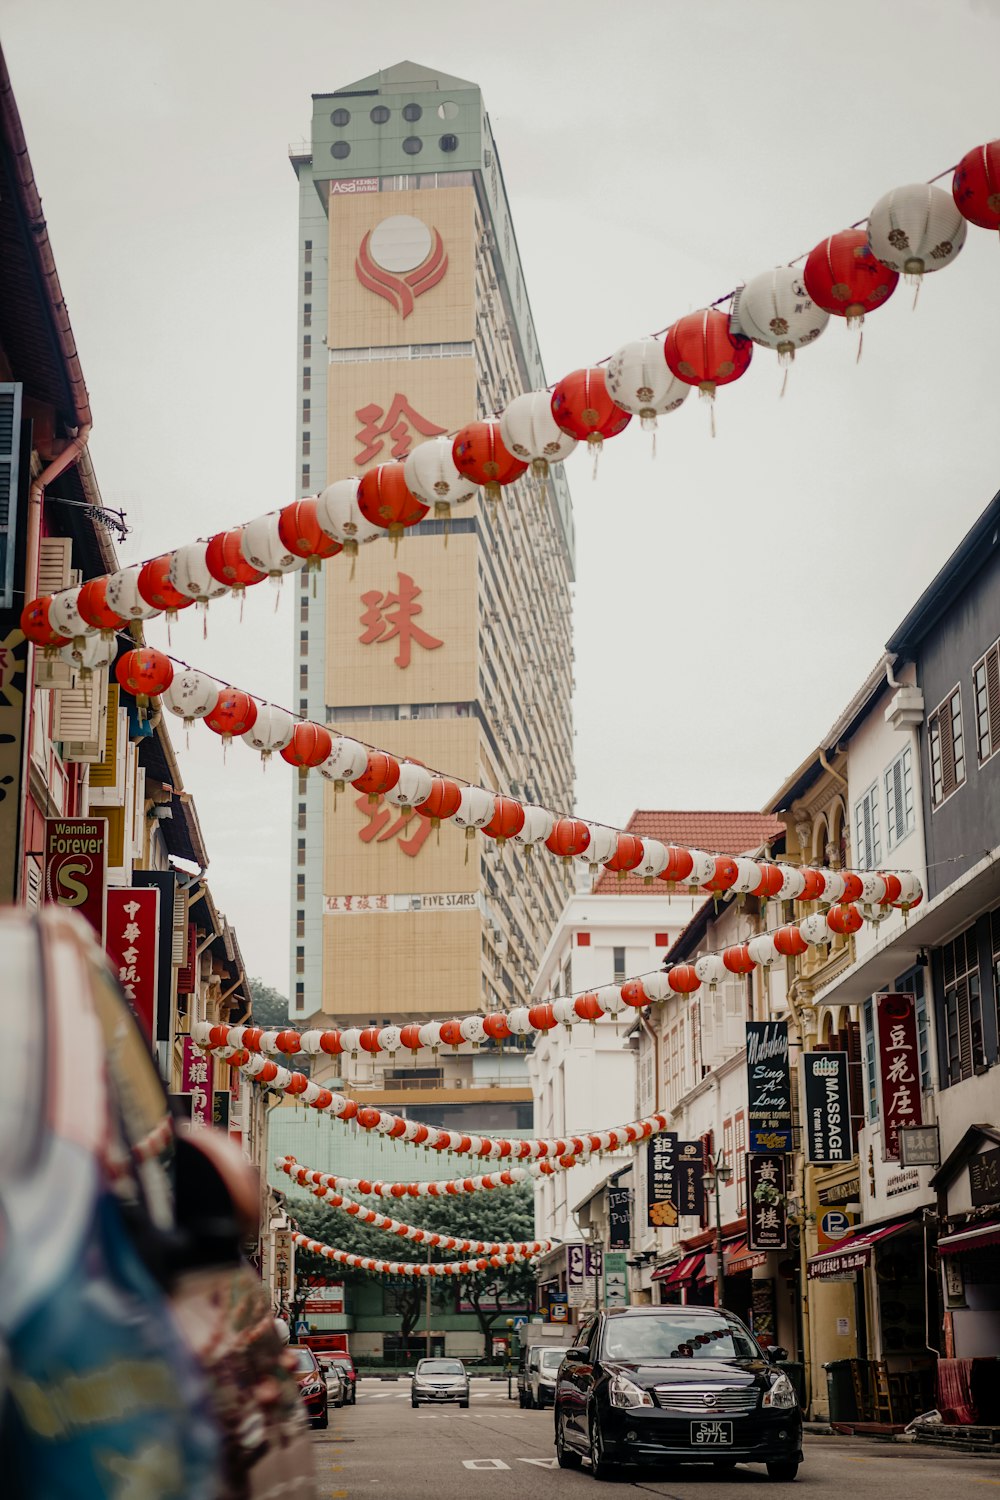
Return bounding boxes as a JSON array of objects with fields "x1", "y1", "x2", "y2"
[{"x1": 247, "y1": 977, "x2": 289, "y2": 1029}]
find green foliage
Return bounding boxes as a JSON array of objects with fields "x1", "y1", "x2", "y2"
[{"x1": 248, "y1": 977, "x2": 289, "y2": 1030}]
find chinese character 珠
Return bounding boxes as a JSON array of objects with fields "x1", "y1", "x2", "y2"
[{"x1": 359, "y1": 573, "x2": 443, "y2": 670}]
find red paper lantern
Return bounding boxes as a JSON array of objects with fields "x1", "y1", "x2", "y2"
[
  {"x1": 620, "y1": 980, "x2": 648, "y2": 1008},
  {"x1": 277, "y1": 498, "x2": 343, "y2": 567},
  {"x1": 751, "y1": 863, "x2": 785, "y2": 899},
  {"x1": 880, "y1": 873, "x2": 903, "y2": 905},
  {"x1": 340, "y1": 1100, "x2": 358, "y2": 1121},
  {"x1": 452, "y1": 420, "x2": 528, "y2": 502},
  {"x1": 703, "y1": 856, "x2": 739, "y2": 895},
  {"x1": 357, "y1": 463, "x2": 428, "y2": 538},
  {"x1": 357, "y1": 1107, "x2": 381, "y2": 1130},
  {"x1": 952, "y1": 140, "x2": 1000, "y2": 231},
  {"x1": 797, "y1": 867, "x2": 825, "y2": 902},
  {"x1": 664, "y1": 310, "x2": 752, "y2": 401},
  {"x1": 20, "y1": 596, "x2": 70, "y2": 651},
  {"x1": 839, "y1": 872, "x2": 864, "y2": 903},
  {"x1": 550, "y1": 367, "x2": 632, "y2": 449},
  {"x1": 439, "y1": 1021, "x2": 464, "y2": 1048},
  {"x1": 115, "y1": 647, "x2": 174, "y2": 707},
  {"x1": 545, "y1": 817, "x2": 591, "y2": 859},
  {"x1": 286, "y1": 1073, "x2": 309, "y2": 1096},
  {"x1": 528, "y1": 1004, "x2": 557, "y2": 1032},
  {"x1": 482, "y1": 1013, "x2": 512, "y2": 1041},
  {"x1": 274, "y1": 1030, "x2": 302, "y2": 1055},
  {"x1": 604, "y1": 833, "x2": 644, "y2": 874},
  {"x1": 205, "y1": 689, "x2": 258, "y2": 743},
  {"x1": 319, "y1": 1031, "x2": 343, "y2": 1055},
  {"x1": 667, "y1": 964, "x2": 701, "y2": 995},
  {"x1": 400, "y1": 1024, "x2": 423, "y2": 1052},
  {"x1": 314, "y1": 1089, "x2": 334, "y2": 1110},
  {"x1": 280, "y1": 721, "x2": 333, "y2": 769},
  {"x1": 827, "y1": 903, "x2": 863, "y2": 936},
  {"x1": 773, "y1": 925, "x2": 809, "y2": 957},
  {"x1": 803, "y1": 229, "x2": 898, "y2": 328},
  {"x1": 352, "y1": 751, "x2": 401, "y2": 800},
  {"x1": 77, "y1": 576, "x2": 127, "y2": 635},
  {"x1": 723, "y1": 944, "x2": 754, "y2": 975},
  {"x1": 574, "y1": 993, "x2": 603, "y2": 1021},
  {"x1": 359, "y1": 1028, "x2": 382, "y2": 1055},
  {"x1": 205, "y1": 529, "x2": 267, "y2": 592},
  {"x1": 659, "y1": 845, "x2": 696, "y2": 885},
  {"x1": 482, "y1": 796, "x2": 525, "y2": 844},
  {"x1": 416, "y1": 777, "x2": 463, "y2": 827},
  {"x1": 138, "y1": 555, "x2": 194, "y2": 617}
]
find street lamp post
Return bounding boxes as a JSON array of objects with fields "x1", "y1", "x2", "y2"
[{"x1": 701, "y1": 1152, "x2": 733, "y2": 1310}]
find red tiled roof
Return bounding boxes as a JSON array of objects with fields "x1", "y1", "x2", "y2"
[{"x1": 592, "y1": 810, "x2": 785, "y2": 895}]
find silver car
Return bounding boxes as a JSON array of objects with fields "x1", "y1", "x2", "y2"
[
  {"x1": 411, "y1": 1357, "x2": 470, "y2": 1407},
  {"x1": 322, "y1": 1359, "x2": 346, "y2": 1408}
]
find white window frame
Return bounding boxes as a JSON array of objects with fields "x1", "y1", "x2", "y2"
[
  {"x1": 853, "y1": 781, "x2": 882, "y2": 868},
  {"x1": 884, "y1": 745, "x2": 915, "y2": 851}
]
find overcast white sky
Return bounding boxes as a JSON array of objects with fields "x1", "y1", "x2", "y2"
[{"x1": 5, "y1": 0, "x2": 1000, "y2": 991}]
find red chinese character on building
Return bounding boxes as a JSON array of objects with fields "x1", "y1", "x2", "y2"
[
  {"x1": 359, "y1": 572, "x2": 443, "y2": 670},
  {"x1": 354, "y1": 395, "x2": 447, "y2": 466},
  {"x1": 355, "y1": 794, "x2": 431, "y2": 858}
]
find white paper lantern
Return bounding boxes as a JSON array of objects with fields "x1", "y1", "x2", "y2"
[
  {"x1": 747, "y1": 934, "x2": 780, "y2": 968},
  {"x1": 818, "y1": 871, "x2": 846, "y2": 905},
  {"x1": 58, "y1": 631, "x2": 115, "y2": 679},
  {"x1": 500, "y1": 391, "x2": 578, "y2": 478},
  {"x1": 383, "y1": 762, "x2": 434, "y2": 810},
  {"x1": 636, "y1": 839, "x2": 669, "y2": 880},
  {"x1": 597, "y1": 985, "x2": 625, "y2": 1015},
  {"x1": 775, "y1": 865, "x2": 807, "y2": 901},
  {"x1": 49, "y1": 586, "x2": 97, "y2": 647},
  {"x1": 729, "y1": 857, "x2": 763, "y2": 895},
  {"x1": 318, "y1": 735, "x2": 370, "y2": 789},
  {"x1": 170, "y1": 543, "x2": 229, "y2": 605},
  {"x1": 891, "y1": 871, "x2": 923, "y2": 907},
  {"x1": 685, "y1": 849, "x2": 715, "y2": 888},
  {"x1": 859, "y1": 873, "x2": 888, "y2": 905},
  {"x1": 403, "y1": 436, "x2": 477, "y2": 519},
  {"x1": 316, "y1": 478, "x2": 383, "y2": 554},
  {"x1": 297, "y1": 1030, "x2": 324, "y2": 1055},
  {"x1": 452, "y1": 785, "x2": 495, "y2": 831},
  {"x1": 605, "y1": 337, "x2": 691, "y2": 431},
  {"x1": 302, "y1": 1082, "x2": 325, "y2": 1106},
  {"x1": 639, "y1": 972, "x2": 671, "y2": 1003},
  {"x1": 419, "y1": 1022, "x2": 443, "y2": 1050},
  {"x1": 549, "y1": 998, "x2": 575, "y2": 1027},
  {"x1": 162, "y1": 669, "x2": 218, "y2": 728},
  {"x1": 339, "y1": 1027, "x2": 362, "y2": 1056},
  {"x1": 241, "y1": 513, "x2": 300, "y2": 581},
  {"x1": 578, "y1": 823, "x2": 618, "y2": 870},
  {"x1": 106, "y1": 564, "x2": 162, "y2": 621},
  {"x1": 241, "y1": 703, "x2": 295, "y2": 762},
  {"x1": 459, "y1": 1016, "x2": 486, "y2": 1045},
  {"x1": 734, "y1": 267, "x2": 829, "y2": 364},
  {"x1": 513, "y1": 805, "x2": 555, "y2": 847},
  {"x1": 328, "y1": 1095, "x2": 349, "y2": 1117},
  {"x1": 867, "y1": 183, "x2": 967, "y2": 283},
  {"x1": 694, "y1": 954, "x2": 728, "y2": 987},
  {"x1": 799, "y1": 914, "x2": 831, "y2": 946}
]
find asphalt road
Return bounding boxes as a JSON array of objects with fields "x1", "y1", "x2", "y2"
[{"x1": 310, "y1": 1378, "x2": 1000, "y2": 1498}]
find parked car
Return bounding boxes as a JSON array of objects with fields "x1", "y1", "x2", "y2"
[
  {"x1": 411, "y1": 1357, "x2": 470, "y2": 1407},
  {"x1": 324, "y1": 1349, "x2": 357, "y2": 1404},
  {"x1": 321, "y1": 1358, "x2": 346, "y2": 1408},
  {"x1": 553, "y1": 1305, "x2": 802, "y2": 1482},
  {"x1": 289, "y1": 1346, "x2": 329, "y2": 1428},
  {"x1": 0, "y1": 906, "x2": 314, "y2": 1499},
  {"x1": 524, "y1": 1344, "x2": 573, "y2": 1408}
]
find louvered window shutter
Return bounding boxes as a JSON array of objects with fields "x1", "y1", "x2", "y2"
[
  {"x1": 986, "y1": 645, "x2": 1000, "y2": 755},
  {"x1": 36, "y1": 535, "x2": 73, "y2": 595},
  {"x1": 52, "y1": 669, "x2": 107, "y2": 760},
  {"x1": 0, "y1": 385, "x2": 22, "y2": 610}
]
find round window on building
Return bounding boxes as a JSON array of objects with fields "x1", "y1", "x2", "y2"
[
  {"x1": 330, "y1": 107, "x2": 350, "y2": 127},
  {"x1": 370, "y1": 105, "x2": 391, "y2": 124},
  {"x1": 439, "y1": 134, "x2": 459, "y2": 153},
  {"x1": 402, "y1": 103, "x2": 423, "y2": 122},
  {"x1": 330, "y1": 141, "x2": 351, "y2": 159},
  {"x1": 437, "y1": 101, "x2": 459, "y2": 120},
  {"x1": 402, "y1": 136, "x2": 423, "y2": 155}
]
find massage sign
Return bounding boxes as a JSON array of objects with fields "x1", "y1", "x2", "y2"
[
  {"x1": 876, "y1": 992, "x2": 922, "y2": 1161},
  {"x1": 802, "y1": 1051, "x2": 851, "y2": 1164},
  {"x1": 745, "y1": 1021, "x2": 793, "y2": 1152}
]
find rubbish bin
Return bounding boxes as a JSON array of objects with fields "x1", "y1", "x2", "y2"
[
  {"x1": 776, "y1": 1362, "x2": 805, "y2": 1409},
  {"x1": 824, "y1": 1359, "x2": 858, "y2": 1422}
]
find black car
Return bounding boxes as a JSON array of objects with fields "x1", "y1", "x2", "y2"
[{"x1": 553, "y1": 1306, "x2": 802, "y2": 1482}]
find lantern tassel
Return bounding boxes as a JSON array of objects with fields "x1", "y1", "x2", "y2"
[
  {"x1": 780, "y1": 366, "x2": 790, "y2": 400},
  {"x1": 856, "y1": 326, "x2": 864, "y2": 365}
]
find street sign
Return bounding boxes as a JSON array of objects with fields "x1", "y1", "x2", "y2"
[
  {"x1": 802, "y1": 1052, "x2": 851, "y2": 1164},
  {"x1": 745, "y1": 1022, "x2": 793, "y2": 1152},
  {"x1": 512, "y1": 1316, "x2": 527, "y2": 1330},
  {"x1": 43, "y1": 817, "x2": 108, "y2": 942},
  {"x1": 647, "y1": 1134, "x2": 678, "y2": 1226},
  {"x1": 899, "y1": 1125, "x2": 940, "y2": 1167},
  {"x1": 817, "y1": 1209, "x2": 855, "y2": 1253}
]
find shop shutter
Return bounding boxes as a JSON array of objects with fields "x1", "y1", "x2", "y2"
[{"x1": 0, "y1": 385, "x2": 22, "y2": 609}]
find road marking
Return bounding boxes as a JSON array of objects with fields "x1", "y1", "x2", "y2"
[
  {"x1": 517, "y1": 1458, "x2": 558, "y2": 1468},
  {"x1": 462, "y1": 1460, "x2": 511, "y2": 1470}
]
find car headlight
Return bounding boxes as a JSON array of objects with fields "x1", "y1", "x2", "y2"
[
  {"x1": 608, "y1": 1371, "x2": 654, "y2": 1409},
  {"x1": 302, "y1": 1380, "x2": 325, "y2": 1397},
  {"x1": 762, "y1": 1373, "x2": 797, "y2": 1410}
]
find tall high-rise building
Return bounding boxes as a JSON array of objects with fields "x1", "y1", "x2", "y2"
[{"x1": 289, "y1": 63, "x2": 575, "y2": 1122}]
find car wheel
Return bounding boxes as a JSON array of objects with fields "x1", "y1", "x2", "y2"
[
  {"x1": 589, "y1": 1413, "x2": 619, "y2": 1481},
  {"x1": 766, "y1": 1460, "x2": 799, "y2": 1482},
  {"x1": 411, "y1": 1398, "x2": 419, "y2": 1408},
  {"x1": 556, "y1": 1410, "x2": 583, "y2": 1470},
  {"x1": 314, "y1": 1407, "x2": 329, "y2": 1430},
  {"x1": 349, "y1": 1389, "x2": 357, "y2": 1405},
  {"x1": 525, "y1": 1391, "x2": 535, "y2": 1409},
  {"x1": 519, "y1": 1391, "x2": 529, "y2": 1409},
  {"x1": 460, "y1": 1399, "x2": 469, "y2": 1409}
]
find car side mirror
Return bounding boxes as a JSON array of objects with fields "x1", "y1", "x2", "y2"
[
  {"x1": 766, "y1": 1345, "x2": 788, "y2": 1363},
  {"x1": 562, "y1": 1348, "x2": 587, "y2": 1364}
]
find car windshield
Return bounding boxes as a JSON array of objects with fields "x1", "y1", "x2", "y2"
[
  {"x1": 540, "y1": 1348, "x2": 570, "y2": 1370},
  {"x1": 418, "y1": 1360, "x2": 464, "y2": 1375},
  {"x1": 329, "y1": 1353, "x2": 351, "y2": 1365},
  {"x1": 289, "y1": 1348, "x2": 318, "y2": 1372},
  {"x1": 603, "y1": 1315, "x2": 759, "y2": 1362}
]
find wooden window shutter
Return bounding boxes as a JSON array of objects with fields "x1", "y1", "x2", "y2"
[
  {"x1": 52, "y1": 670, "x2": 107, "y2": 760},
  {"x1": 103, "y1": 803, "x2": 126, "y2": 867},
  {"x1": 171, "y1": 880, "x2": 187, "y2": 965},
  {"x1": 177, "y1": 922, "x2": 198, "y2": 994},
  {"x1": 931, "y1": 702, "x2": 957, "y2": 800},
  {"x1": 23, "y1": 861, "x2": 42, "y2": 909},
  {"x1": 0, "y1": 384, "x2": 22, "y2": 609},
  {"x1": 36, "y1": 535, "x2": 73, "y2": 596},
  {"x1": 986, "y1": 644, "x2": 1000, "y2": 753},
  {"x1": 88, "y1": 683, "x2": 121, "y2": 790}
]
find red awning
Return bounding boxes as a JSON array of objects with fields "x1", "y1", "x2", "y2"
[
  {"x1": 808, "y1": 1216, "x2": 914, "y2": 1279},
  {"x1": 652, "y1": 1251, "x2": 705, "y2": 1285},
  {"x1": 727, "y1": 1239, "x2": 768, "y2": 1275},
  {"x1": 938, "y1": 1221, "x2": 1000, "y2": 1256}
]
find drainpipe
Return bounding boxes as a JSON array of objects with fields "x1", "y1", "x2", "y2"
[
  {"x1": 25, "y1": 426, "x2": 92, "y2": 599},
  {"x1": 818, "y1": 749, "x2": 847, "y2": 791}
]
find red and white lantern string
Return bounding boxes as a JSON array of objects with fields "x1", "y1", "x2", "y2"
[
  {"x1": 276, "y1": 1154, "x2": 545, "y2": 1197},
  {"x1": 293, "y1": 1176, "x2": 550, "y2": 1257},
  {"x1": 292, "y1": 1231, "x2": 537, "y2": 1279},
  {"x1": 21, "y1": 144, "x2": 997, "y2": 650}
]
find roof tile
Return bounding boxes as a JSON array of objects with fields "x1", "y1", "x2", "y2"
[{"x1": 592, "y1": 809, "x2": 785, "y2": 895}]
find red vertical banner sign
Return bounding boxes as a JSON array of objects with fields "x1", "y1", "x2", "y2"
[
  {"x1": 105, "y1": 887, "x2": 160, "y2": 1043},
  {"x1": 43, "y1": 818, "x2": 108, "y2": 943},
  {"x1": 181, "y1": 1036, "x2": 213, "y2": 1127},
  {"x1": 876, "y1": 992, "x2": 922, "y2": 1161}
]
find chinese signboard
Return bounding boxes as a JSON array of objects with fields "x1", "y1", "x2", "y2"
[
  {"x1": 356, "y1": 793, "x2": 432, "y2": 856},
  {"x1": 875, "y1": 993, "x2": 922, "y2": 1161},
  {"x1": 970, "y1": 1146, "x2": 1000, "y2": 1208},
  {"x1": 212, "y1": 1091, "x2": 230, "y2": 1131},
  {"x1": 608, "y1": 1187, "x2": 631, "y2": 1249},
  {"x1": 359, "y1": 573, "x2": 444, "y2": 670},
  {"x1": 746, "y1": 1154, "x2": 788, "y2": 1251},
  {"x1": 675, "y1": 1140, "x2": 705, "y2": 1219},
  {"x1": 105, "y1": 887, "x2": 159, "y2": 1043},
  {"x1": 745, "y1": 1021, "x2": 793, "y2": 1152},
  {"x1": 43, "y1": 817, "x2": 108, "y2": 942},
  {"x1": 899, "y1": 1126, "x2": 940, "y2": 1167},
  {"x1": 802, "y1": 1051, "x2": 851, "y2": 1164},
  {"x1": 302, "y1": 1282, "x2": 345, "y2": 1317},
  {"x1": 647, "y1": 1134, "x2": 679, "y2": 1227},
  {"x1": 323, "y1": 891, "x2": 480, "y2": 915},
  {"x1": 181, "y1": 1036, "x2": 212, "y2": 1127}
]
